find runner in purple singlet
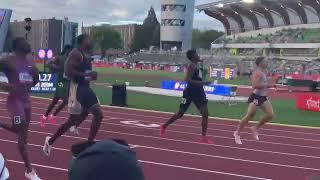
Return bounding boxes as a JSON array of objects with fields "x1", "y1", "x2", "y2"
[{"x1": 0, "y1": 37, "x2": 42, "y2": 180}]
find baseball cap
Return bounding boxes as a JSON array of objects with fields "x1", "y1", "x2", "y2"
[
  {"x1": 69, "y1": 139, "x2": 144, "y2": 180},
  {"x1": 0, "y1": 153, "x2": 9, "y2": 180}
]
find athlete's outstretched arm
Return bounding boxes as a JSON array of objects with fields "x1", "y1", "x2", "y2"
[
  {"x1": 0, "y1": 58, "x2": 13, "y2": 91},
  {"x1": 185, "y1": 64, "x2": 210, "y2": 86}
]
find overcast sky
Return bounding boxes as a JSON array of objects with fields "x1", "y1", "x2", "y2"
[{"x1": 0, "y1": 0, "x2": 224, "y2": 31}]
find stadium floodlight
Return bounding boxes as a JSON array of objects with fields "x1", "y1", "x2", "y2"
[
  {"x1": 242, "y1": 0, "x2": 255, "y2": 3},
  {"x1": 216, "y1": 3, "x2": 224, "y2": 8}
]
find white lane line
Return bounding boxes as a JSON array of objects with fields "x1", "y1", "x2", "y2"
[
  {"x1": 1, "y1": 137, "x2": 319, "y2": 171},
  {"x1": 7, "y1": 159, "x2": 68, "y2": 172},
  {"x1": 139, "y1": 160, "x2": 272, "y2": 180},
  {"x1": 0, "y1": 91, "x2": 316, "y2": 131},
  {"x1": 8, "y1": 108, "x2": 320, "y2": 151},
  {"x1": 1, "y1": 111, "x2": 320, "y2": 159},
  {"x1": 6, "y1": 100, "x2": 320, "y2": 137},
  {"x1": 2, "y1": 121, "x2": 320, "y2": 160},
  {"x1": 111, "y1": 117, "x2": 320, "y2": 143},
  {"x1": 0, "y1": 139, "x2": 272, "y2": 179},
  {"x1": 9, "y1": 92, "x2": 317, "y2": 130},
  {"x1": 134, "y1": 145, "x2": 320, "y2": 171},
  {"x1": 1, "y1": 106, "x2": 320, "y2": 146}
]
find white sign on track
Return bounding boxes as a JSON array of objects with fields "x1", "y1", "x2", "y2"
[{"x1": 120, "y1": 120, "x2": 160, "y2": 128}]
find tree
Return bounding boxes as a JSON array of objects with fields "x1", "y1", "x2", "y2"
[
  {"x1": 131, "y1": 26, "x2": 145, "y2": 52},
  {"x1": 131, "y1": 6, "x2": 160, "y2": 52},
  {"x1": 192, "y1": 29, "x2": 224, "y2": 49},
  {"x1": 90, "y1": 26, "x2": 122, "y2": 57}
]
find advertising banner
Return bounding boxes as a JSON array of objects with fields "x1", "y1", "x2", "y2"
[
  {"x1": 296, "y1": 93, "x2": 320, "y2": 112},
  {"x1": 161, "y1": 80, "x2": 232, "y2": 96}
]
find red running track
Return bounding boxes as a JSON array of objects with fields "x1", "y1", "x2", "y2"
[{"x1": 0, "y1": 94, "x2": 320, "y2": 180}]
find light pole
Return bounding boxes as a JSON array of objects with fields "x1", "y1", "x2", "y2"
[{"x1": 24, "y1": 17, "x2": 32, "y2": 41}]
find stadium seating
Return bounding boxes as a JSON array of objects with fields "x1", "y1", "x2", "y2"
[{"x1": 218, "y1": 28, "x2": 320, "y2": 44}]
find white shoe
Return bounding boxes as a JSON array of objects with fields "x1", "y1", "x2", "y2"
[
  {"x1": 70, "y1": 126, "x2": 80, "y2": 135},
  {"x1": 43, "y1": 136, "x2": 52, "y2": 156},
  {"x1": 25, "y1": 169, "x2": 42, "y2": 180},
  {"x1": 251, "y1": 127, "x2": 260, "y2": 141},
  {"x1": 233, "y1": 131, "x2": 242, "y2": 145}
]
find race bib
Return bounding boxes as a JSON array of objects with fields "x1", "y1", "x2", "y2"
[
  {"x1": 19, "y1": 72, "x2": 33, "y2": 82},
  {"x1": 181, "y1": 98, "x2": 187, "y2": 104},
  {"x1": 14, "y1": 116, "x2": 21, "y2": 125}
]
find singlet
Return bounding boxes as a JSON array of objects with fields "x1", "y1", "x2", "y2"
[
  {"x1": 56, "y1": 55, "x2": 67, "y2": 82},
  {"x1": 0, "y1": 55, "x2": 35, "y2": 102},
  {"x1": 253, "y1": 70, "x2": 268, "y2": 96},
  {"x1": 185, "y1": 64, "x2": 205, "y2": 97},
  {"x1": 68, "y1": 49, "x2": 92, "y2": 87}
]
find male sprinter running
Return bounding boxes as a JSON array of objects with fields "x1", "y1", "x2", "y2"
[
  {"x1": 0, "y1": 37, "x2": 42, "y2": 179},
  {"x1": 43, "y1": 34, "x2": 103, "y2": 156},
  {"x1": 160, "y1": 49, "x2": 213, "y2": 144},
  {"x1": 234, "y1": 57, "x2": 274, "y2": 144},
  {"x1": 40, "y1": 45, "x2": 73, "y2": 126}
]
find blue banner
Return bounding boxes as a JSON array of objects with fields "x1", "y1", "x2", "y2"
[
  {"x1": 161, "y1": 80, "x2": 232, "y2": 96},
  {"x1": 31, "y1": 73, "x2": 57, "y2": 93}
]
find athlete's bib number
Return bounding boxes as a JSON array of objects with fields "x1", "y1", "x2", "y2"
[
  {"x1": 19, "y1": 72, "x2": 33, "y2": 82},
  {"x1": 120, "y1": 120, "x2": 160, "y2": 128},
  {"x1": 14, "y1": 116, "x2": 21, "y2": 125},
  {"x1": 181, "y1": 98, "x2": 187, "y2": 104}
]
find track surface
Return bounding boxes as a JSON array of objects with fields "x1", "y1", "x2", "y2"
[{"x1": 0, "y1": 94, "x2": 320, "y2": 180}]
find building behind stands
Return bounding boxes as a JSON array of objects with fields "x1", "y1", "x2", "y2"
[
  {"x1": 6, "y1": 17, "x2": 78, "y2": 55},
  {"x1": 82, "y1": 24, "x2": 138, "y2": 51}
]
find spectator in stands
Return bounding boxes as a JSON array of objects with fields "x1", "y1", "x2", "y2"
[
  {"x1": 0, "y1": 153, "x2": 9, "y2": 180},
  {"x1": 69, "y1": 139, "x2": 144, "y2": 180}
]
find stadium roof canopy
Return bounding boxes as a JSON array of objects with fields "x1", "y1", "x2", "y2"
[{"x1": 196, "y1": 0, "x2": 320, "y2": 35}]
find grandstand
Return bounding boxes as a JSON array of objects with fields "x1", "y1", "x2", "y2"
[{"x1": 197, "y1": 0, "x2": 320, "y2": 61}]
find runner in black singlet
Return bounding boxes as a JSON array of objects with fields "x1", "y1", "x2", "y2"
[
  {"x1": 43, "y1": 34, "x2": 104, "y2": 156},
  {"x1": 160, "y1": 49, "x2": 213, "y2": 144}
]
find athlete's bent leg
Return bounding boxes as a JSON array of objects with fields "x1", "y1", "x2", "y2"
[
  {"x1": 162, "y1": 97, "x2": 190, "y2": 131},
  {"x1": 199, "y1": 104, "x2": 209, "y2": 137},
  {"x1": 236, "y1": 103, "x2": 257, "y2": 133},
  {"x1": 52, "y1": 98, "x2": 68, "y2": 116},
  {"x1": 256, "y1": 100, "x2": 274, "y2": 129},
  {"x1": 44, "y1": 96, "x2": 60, "y2": 117},
  {"x1": 234, "y1": 103, "x2": 257, "y2": 144},
  {"x1": 15, "y1": 111, "x2": 32, "y2": 173},
  {"x1": 43, "y1": 114, "x2": 81, "y2": 156},
  {"x1": 48, "y1": 114, "x2": 81, "y2": 145},
  {"x1": 87, "y1": 105, "x2": 103, "y2": 142},
  {"x1": 163, "y1": 109, "x2": 185, "y2": 129}
]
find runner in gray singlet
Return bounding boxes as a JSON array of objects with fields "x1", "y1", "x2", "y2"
[{"x1": 233, "y1": 57, "x2": 275, "y2": 145}]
